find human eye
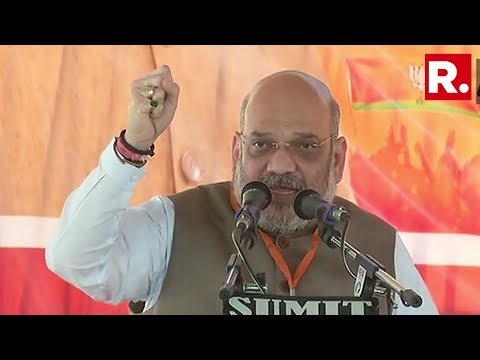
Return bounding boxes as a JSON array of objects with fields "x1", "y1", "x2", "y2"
[
  {"x1": 249, "y1": 138, "x2": 274, "y2": 154},
  {"x1": 294, "y1": 140, "x2": 319, "y2": 152}
]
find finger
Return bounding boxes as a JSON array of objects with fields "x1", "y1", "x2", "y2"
[
  {"x1": 150, "y1": 88, "x2": 166, "y2": 103},
  {"x1": 131, "y1": 89, "x2": 146, "y2": 107},
  {"x1": 162, "y1": 78, "x2": 180, "y2": 111},
  {"x1": 132, "y1": 84, "x2": 155, "y2": 99},
  {"x1": 147, "y1": 89, "x2": 166, "y2": 115},
  {"x1": 132, "y1": 84, "x2": 165, "y2": 100},
  {"x1": 133, "y1": 99, "x2": 155, "y2": 115},
  {"x1": 131, "y1": 87, "x2": 150, "y2": 106},
  {"x1": 131, "y1": 65, "x2": 173, "y2": 88},
  {"x1": 142, "y1": 74, "x2": 165, "y2": 89},
  {"x1": 150, "y1": 102, "x2": 165, "y2": 119},
  {"x1": 131, "y1": 90, "x2": 157, "y2": 115},
  {"x1": 150, "y1": 65, "x2": 173, "y2": 82},
  {"x1": 132, "y1": 74, "x2": 164, "y2": 91}
]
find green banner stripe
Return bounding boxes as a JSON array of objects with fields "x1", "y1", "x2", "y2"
[{"x1": 352, "y1": 101, "x2": 480, "y2": 118}]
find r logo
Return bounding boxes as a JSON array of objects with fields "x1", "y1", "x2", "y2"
[{"x1": 425, "y1": 54, "x2": 472, "y2": 101}]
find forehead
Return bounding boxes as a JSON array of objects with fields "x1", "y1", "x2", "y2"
[{"x1": 244, "y1": 73, "x2": 332, "y2": 137}]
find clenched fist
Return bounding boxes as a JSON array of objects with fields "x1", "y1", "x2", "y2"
[{"x1": 124, "y1": 65, "x2": 180, "y2": 151}]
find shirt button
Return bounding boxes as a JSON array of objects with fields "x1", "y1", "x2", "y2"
[
  {"x1": 276, "y1": 235, "x2": 290, "y2": 249},
  {"x1": 130, "y1": 176, "x2": 139, "y2": 182}
]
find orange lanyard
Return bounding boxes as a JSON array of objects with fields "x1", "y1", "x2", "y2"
[{"x1": 229, "y1": 186, "x2": 320, "y2": 295}]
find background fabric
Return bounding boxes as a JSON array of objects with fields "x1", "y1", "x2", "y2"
[{"x1": 1, "y1": 45, "x2": 478, "y2": 315}]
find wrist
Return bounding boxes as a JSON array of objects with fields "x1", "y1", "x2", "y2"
[
  {"x1": 100, "y1": 139, "x2": 146, "y2": 190},
  {"x1": 123, "y1": 132, "x2": 154, "y2": 152},
  {"x1": 113, "y1": 140, "x2": 146, "y2": 168},
  {"x1": 113, "y1": 129, "x2": 156, "y2": 168}
]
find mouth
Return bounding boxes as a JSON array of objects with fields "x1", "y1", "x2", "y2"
[{"x1": 270, "y1": 185, "x2": 299, "y2": 195}]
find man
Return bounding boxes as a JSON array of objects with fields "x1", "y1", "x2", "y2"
[{"x1": 45, "y1": 65, "x2": 439, "y2": 315}]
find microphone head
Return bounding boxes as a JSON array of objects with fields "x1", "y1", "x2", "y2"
[
  {"x1": 241, "y1": 181, "x2": 272, "y2": 211},
  {"x1": 293, "y1": 189, "x2": 322, "y2": 220}
]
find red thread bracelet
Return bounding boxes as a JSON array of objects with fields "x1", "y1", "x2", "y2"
[
  {"x1": 116, "y1": 137, "x2": 149, "y2": 162},
  {"x1": 118, "y1": 129, "x2": 155, "y2": 156},
  {"x1": 115, "y1": 129, "x2": 155, "y2": 163}
]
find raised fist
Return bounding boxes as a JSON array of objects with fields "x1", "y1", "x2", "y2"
[{"x1": 124, "y1": 65, "x2": 180, "y2": 151}]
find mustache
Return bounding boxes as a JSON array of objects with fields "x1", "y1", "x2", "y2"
[{"x1": 260, "y1": 173, "x2": 306, "y2": 191}]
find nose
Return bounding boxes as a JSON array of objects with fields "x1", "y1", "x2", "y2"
[{"x1": 266, "y1": 147, "x2": 297, "y2": 174}]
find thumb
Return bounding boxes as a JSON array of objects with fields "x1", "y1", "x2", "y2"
[
  {"x1": 162, "y1": 78, "x2": 180, "y2": 108},
  {"x1": 151, "y1": 64, "x2": 172, "y2": 79}
]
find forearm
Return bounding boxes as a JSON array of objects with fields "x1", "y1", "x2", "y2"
[{"x1": 45, "y1": 139, "x2": 146, "y2": 303}]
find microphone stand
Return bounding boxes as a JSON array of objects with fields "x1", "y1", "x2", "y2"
[
  {"x1": 219, "y1": 227, "x2": 256, "y2": 300},
  {"x1": 219, "y1": 199, "x2": 270, "y2": 301},
  {"x1": 219, "y1": 223, "x2": 267, "y2": 301},
  {"x1": 320, "y1": 224, "x2": 423, "y2": 309}
]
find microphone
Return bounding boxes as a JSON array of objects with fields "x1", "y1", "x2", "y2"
[
  {"x1": 219, "y1": 181, "x2": 271, "y2": 300},
  {"x1": 293, "y1": 188, "x2": 349, "y2": 226},
  {"x1": 235, "y1": 181, "x2": 272, "y2": 231},
  {"x1": 295, "y1": 189, "x2": 423, "y2": 309}
]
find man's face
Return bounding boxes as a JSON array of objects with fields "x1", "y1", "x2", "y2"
[{"x1": 232, "y1": 74, "x2": 346, "y2": 235}]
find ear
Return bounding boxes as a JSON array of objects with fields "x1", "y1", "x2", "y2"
[
  {"x1": 232, "y1": 131, "x2": 241, "y2": 170},
  {"x1": 333, "y1": 136, "x2": 347, "y2": 183}
]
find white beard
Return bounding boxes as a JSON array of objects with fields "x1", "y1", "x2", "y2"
[{"x1": 233, "y1": 155, "x2": 337, "y2": 235}]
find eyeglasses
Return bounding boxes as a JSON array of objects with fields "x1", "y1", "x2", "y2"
[{"x1": 240, "y1": 132, "x2": 336, "y2": 161}]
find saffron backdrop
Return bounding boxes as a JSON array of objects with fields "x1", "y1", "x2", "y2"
[{"x1": 1, "y1": 45, "x2": 479, "y2": 314}]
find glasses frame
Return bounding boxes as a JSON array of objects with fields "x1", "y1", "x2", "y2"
[{"x1": 239, "y1": 132, "x2": 337, "y2": 159}]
